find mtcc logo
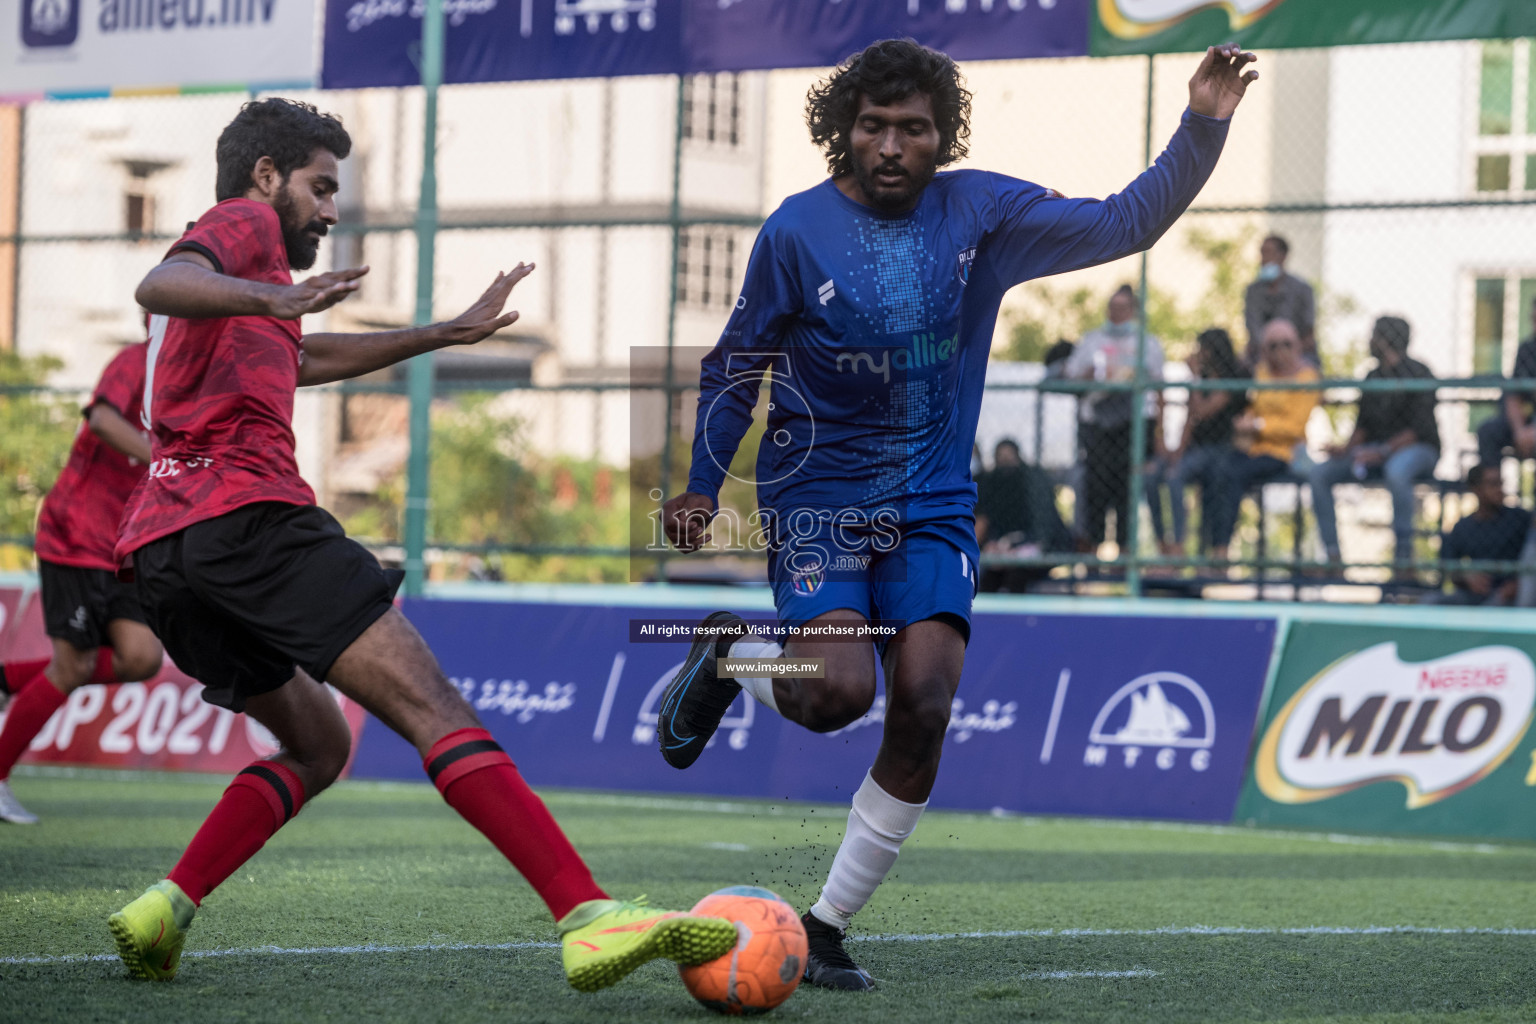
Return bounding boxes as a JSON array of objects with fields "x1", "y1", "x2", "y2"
[
  {"x1": 634, "y1": 660, "x2": 754, "y2": 752},
  {"x1": 1083, "y1": 671, "x2": 1215, "y2": 772}
]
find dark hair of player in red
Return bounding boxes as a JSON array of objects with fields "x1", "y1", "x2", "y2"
[
  {"x1": 214, "y1": 98, "x2": 353, "y2": 202},
  {"x1": 804, "y1": 38, "x2": 973, "y2": 178}
]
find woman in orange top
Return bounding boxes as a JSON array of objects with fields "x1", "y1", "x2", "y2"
[{"x1": 1211, "y1": 318, "x2": 1320, "y2": 559}]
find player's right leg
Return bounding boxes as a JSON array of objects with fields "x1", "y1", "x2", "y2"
[{"x1": 325, "y1": 606, "x2": 737, "y2": 991}]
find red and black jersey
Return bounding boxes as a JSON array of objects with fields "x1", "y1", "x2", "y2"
[
  {"x1": 114, "y1": 198, "x2": 315, "y2": 564},
  {"x1": 34, "y1": 342, "x2": 151, "y2": 571}
]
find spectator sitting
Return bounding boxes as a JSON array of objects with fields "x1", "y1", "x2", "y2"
[
  {"x1": 975, "y1": 438, "x2": 1071, "y2": 593},
  {"x1": 1244, "y1": 234, "x2": 1316, "y2": 366},
  {"x1": 1145, "y1": 327, "x2": 1249, "y2": 560},
  {"x1": 1425, "y1": 464, "x2": 1530, "y2": 605},
  {"x1": 1476, "y1": 293, "x2": 1536, "y2": 467},
  {"x1": 1309, "y1": 315, "x2": 1440, "y2": 568},
  {"x1": 1065, "y1": 285, "x2": 1164, "y2": 551},
  {"x1": 1209, "y1": 319, "x2": 1319, "y2": 562}
]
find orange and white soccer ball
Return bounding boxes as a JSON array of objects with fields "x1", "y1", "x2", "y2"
[{"x1": 679, "y1": 886, "x2": 809, "y2": 1015}]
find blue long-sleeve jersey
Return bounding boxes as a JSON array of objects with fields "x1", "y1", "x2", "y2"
[{"x1": 686, "y1": 107, "x2": 1230, "y2": 524}]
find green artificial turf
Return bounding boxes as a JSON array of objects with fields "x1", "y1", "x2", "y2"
[{"x1": 4, "y1": 768, "x2": 1536, "y2": 1023}]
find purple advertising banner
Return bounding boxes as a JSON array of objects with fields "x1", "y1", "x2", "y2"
[
  {"x1": 353, "y1": 598, "x2": 1275, "y2": 821},
  {"x1": 321, "y1": 0, "x2": 1090, "y2": 90}
]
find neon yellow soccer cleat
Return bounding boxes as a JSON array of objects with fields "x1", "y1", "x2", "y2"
[
  {"x1": 108, "y1": 879, "x2": 197, "y2": 981},
  {"x1": 557, "y1": 896, "x2": 738, "y2": 992}
]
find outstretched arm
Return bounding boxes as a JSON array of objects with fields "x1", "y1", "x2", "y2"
[
  {"x1": 985, "y1": 44, "x2": 1258, "y2": 286},
  {"x1": 135, "y1": 251, "x2": 368, "y2": 320},
  {"x1": 299, "y1": 264, "x2": 532, "y2": 386}
]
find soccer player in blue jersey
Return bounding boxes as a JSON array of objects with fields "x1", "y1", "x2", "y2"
[{"x1": 657, "y1": 39, "x2": 1258, "y2": 989}]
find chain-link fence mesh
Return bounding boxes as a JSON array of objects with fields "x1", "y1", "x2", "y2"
[{"x1": 4, "y1": 43, "x2": 1536, "y2": 601}]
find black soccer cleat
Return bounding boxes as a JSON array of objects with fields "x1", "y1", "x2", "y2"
[
  {"x1": 656, "y1": 611, "x2": 747, "y2": 770},
  {"x1": 801, "y1": 911, "x2": 874, "y2": 991}
]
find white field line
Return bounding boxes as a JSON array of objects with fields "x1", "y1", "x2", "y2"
[
  {"x1": 6, "y1": 925, "x2": 1536, "y2": 968},
  {"x1": 1024, "y1": 969, "x2": 1159, "y2": 979}
]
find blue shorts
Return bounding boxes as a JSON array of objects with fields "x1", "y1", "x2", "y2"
[{"x1": 766, "y1": 514, "x2": 979, "y2": 650}]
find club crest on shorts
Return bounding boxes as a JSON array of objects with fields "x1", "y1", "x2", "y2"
[
  {"x1": 955, "y1": 246, "x2": 977, "y2": 286},
  {"x1": 791, "y1": 567, "x2": 825, "y2": 596}
]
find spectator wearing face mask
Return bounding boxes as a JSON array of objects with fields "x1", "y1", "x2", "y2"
[
  {"x1": 1244, "y1": 234, "x2": 1316, "y2": 365},
  {"x1": 1065, "y1": 285, "x2": 1164, "y2": 550}
]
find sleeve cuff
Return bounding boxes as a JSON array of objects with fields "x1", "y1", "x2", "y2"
[{"x1": 168, "y1": 239, "x2": 224, "y2": 275}]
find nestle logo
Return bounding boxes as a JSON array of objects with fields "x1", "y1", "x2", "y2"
[
  {"x1": 1418, "y1": 664, "x2": 1507, "y2": 691},
  {"x1": 22, "y1": 0, "x2": 79, "y2": 47}
]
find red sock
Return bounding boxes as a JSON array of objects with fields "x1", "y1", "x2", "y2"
[
  {"x1": 424, "y1": 728, "x2": 606, "y2": 921},
  {"x1": 1, "y1": 657, "x2": 50, "y2": 695},
  {"x1": 0, "y1": 676, "x2": 67, "y2": 779},
  {"x1": 88, "y1": 648, "x2": 119, "y2": 685},
  {"x1": 167, "y1": 761, "x2": 305, "y2": 906}
]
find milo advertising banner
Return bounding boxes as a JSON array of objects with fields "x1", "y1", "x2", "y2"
[
  {"x1": 1092, "y1": 0, "x2": 1536, "y2": 56},
  {"x1": 1237, "y1": 622, "x2": 1536, "y2": 840}
]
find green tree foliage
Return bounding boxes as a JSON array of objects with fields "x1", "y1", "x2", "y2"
[
  {"x1": 0, "y1": 352, "x2": 76, "y2": 569},
  {"x1": 346, "y1": 395, "x2": 630, "y2": 583}
]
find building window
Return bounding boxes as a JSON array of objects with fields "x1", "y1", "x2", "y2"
[
  {"x1": 123, "y1": 161, "x2": 167, "y2": 237},
  {"x1": 676, "y1": 228, "x2": 739, "y2": 310},
  {"x1": 1470, "y1": 273, "x2": 1536, "y2": 425},
  {"x1": 1475, "y1": 40, "x2": 1536, "y2": 193},
  {"x1": 681, "y1": 73, "x2": 742, "y2": 148}
]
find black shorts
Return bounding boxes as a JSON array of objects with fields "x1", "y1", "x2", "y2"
[
  {"x1": 39, "y1": 559, "x2": 148, "y2": 651},
  {"x1": 133, "y1": 501, "x2": 405, "y2": 712}
]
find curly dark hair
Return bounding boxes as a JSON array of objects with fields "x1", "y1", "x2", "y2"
[
  {"x1": 805, "y1": 39, "x2": 972, "y2": 178},
  {"x1": 215, "y1": 98, "x2": 352, "y2": 202}
]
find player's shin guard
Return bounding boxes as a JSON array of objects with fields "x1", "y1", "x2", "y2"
[
  {"x1": 167, "y1": 761, "x2": 306, "y2": 905},
  {"x1": 0, "y1": 675, "x2": 67, "y2": 780},
  {"x1": 423, "y1": 727, "x2": 606, "y2": 921},
  {"x1": 810, "y1": 771, "x2": 927, "y2": 930}
]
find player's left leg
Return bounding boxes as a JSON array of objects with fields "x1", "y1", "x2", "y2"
[{"x1": 802, "y1": 522, "x2": 974, "y2": 991}]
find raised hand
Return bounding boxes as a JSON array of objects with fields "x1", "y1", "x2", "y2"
[
  {"x1": 1188, "y1": 43, "x2": 1258, "y2": 120},
  {"x1": 442, "y1": 262, "x2": 536, "y2": 346},
  {"x1": 269, "y1": 266, "x2": 369, "y2": 319}
]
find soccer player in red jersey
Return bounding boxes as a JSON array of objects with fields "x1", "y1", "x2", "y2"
[
  {"x1": 0, "y1": 341, "x2": 164, "y2": 824},
  {"x1": 105, "y1": 99, "x2": 736, "y2": 989}
]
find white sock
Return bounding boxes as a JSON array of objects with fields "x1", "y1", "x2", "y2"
[
  {"x1": 810, "y1": 772, "x2": 927, "y2": 931},
  {"x1": 727, "y1": 636, "x2": 781, "y2": 713}
]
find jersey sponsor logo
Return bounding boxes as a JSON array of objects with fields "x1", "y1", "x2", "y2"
[
  {"x1": 1254, "y1": 642, "x2": 1535, "y2": 809},
  {"x1": 834, "y1": 331, "x2": 959, "y2": 385},
  {"x1": 1079, "y1": 671, "x2": 1216, "y2": 772},
  {"x1": 817, "y1": 279, "x2": 835, "y2": 306},
  {"x1": 955, "y1": 246, "x2": 977, "y2": 286},
  {"x1": 22, "y1": 0, "x2": 78, "y2": 47},
  {"x1": 1098, "y1": 0, "x2": 1285, "y2": 39}
]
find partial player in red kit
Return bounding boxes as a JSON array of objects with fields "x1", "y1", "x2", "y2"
[
  {"x1": 104, "y1": 98, "x2": 736, "y2": 990},
  {"x1": 0, "y1": 341, "x2": 164, "y2": 824}
]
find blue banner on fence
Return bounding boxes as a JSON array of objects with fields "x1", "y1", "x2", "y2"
[
  {"x1": 322, "y1": 0, "x2": 1091, "y2": 90},
  {"x1": 352, "y1": 599, "x2": 1274, "y2": 820}
]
